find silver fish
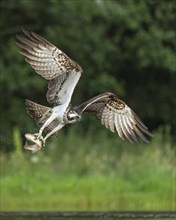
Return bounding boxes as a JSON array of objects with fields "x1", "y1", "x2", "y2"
[{"x1": 24, "y1": 133, "x2": 44, "y2": 154}]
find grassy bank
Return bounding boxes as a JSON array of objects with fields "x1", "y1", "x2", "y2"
[{"x1": 0, "y1": 127, "x2": 175, "y2": 211}]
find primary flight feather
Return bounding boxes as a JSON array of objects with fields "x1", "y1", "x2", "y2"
[{"x1": 16, "y1": 28, "x2": 152, "y2": 153}]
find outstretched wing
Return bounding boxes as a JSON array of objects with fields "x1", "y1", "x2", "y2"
[
  {"x1": 76, "y1": 92, "x2": 152, "y2": 143},
  {"x1": 16, "y1": 28, "x2": 83, "y2": 106}
]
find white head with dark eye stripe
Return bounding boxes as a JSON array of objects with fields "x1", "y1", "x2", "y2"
[{"x1": 67, "y1": 110, "x2": 82, "y2": 123}]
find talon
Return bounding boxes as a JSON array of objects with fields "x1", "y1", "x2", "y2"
[
  {"x1": 33, "y1": 133, "x2": 42, "y2": 140},
  {"x1": 39, "y1": 136, "x2": 45, "y2": 147},
  {"x1": 33, "y1": 133, "x2": 39, "y2": 140},
  {"x1": 41, "y1": 138, "x2": 45, "y2": 148}
]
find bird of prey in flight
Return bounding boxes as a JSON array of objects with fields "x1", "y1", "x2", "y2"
[{"x1": 16, "y1": 28, "x2": 152, "y2": 153}]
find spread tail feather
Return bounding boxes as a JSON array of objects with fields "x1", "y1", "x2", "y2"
[
  {"x1": 25, "y1": 99, "x2": 51, "y2": 126},
  {"x1": 25, "y1": 99, "x2": 60, "y2": 134}
]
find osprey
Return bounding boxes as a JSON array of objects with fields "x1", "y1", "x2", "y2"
[{"x1": 16, "y1": 28, "x2": 152, "y2": 153}]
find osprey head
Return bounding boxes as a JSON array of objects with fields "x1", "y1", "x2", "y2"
[{"x1": 67, "y1": 110, "x2": 82, "y2": 124}]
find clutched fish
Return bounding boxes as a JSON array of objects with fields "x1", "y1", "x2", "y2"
[
  {"x1": 24, "y1": 143, "x2": 41, "y2": 154},
  {"x1": 24, "y1": 133, "x2": 44, "y2": 154}
]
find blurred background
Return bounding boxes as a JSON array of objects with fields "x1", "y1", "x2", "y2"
[{"x1": 0, "y1": 0, "x2": 175, "y2": 211}]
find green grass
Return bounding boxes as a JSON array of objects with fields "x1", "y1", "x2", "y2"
[
  {"x1": 0, "y1": 126, "x2": 175, "y2": 211},
  {"x1": 1, "y1": 173, "x2": 175, "y2": 211}
]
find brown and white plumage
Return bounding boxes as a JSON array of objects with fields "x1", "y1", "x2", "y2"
[
  {"x1": 75, "y1": 92, "x2": 152, "y2": 143},
  {"x1": 16, "y1": 28, "x2": 152, "y2": 152},
  {"x1": 16, "y1": 27, "x2": 82, "y2": 106}
]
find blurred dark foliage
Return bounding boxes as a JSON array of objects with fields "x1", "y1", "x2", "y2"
[{"x1": 0, "y1": 0, "x2": 175, "y2": 151}]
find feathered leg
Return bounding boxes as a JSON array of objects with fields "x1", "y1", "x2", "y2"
[
  {"x1": 37, "y1": 112, "x2": 59, "y2": 138},
  {"x1": 43, "y1": 124, "x2": 64, "y2": 143}
]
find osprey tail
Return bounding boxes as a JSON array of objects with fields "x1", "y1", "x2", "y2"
[
  {"x1": 25, "y1": 99, "x2": 51, "y2": 126},
  {"x1": 25, "y1": 100, "x2": 60, "y2": 134}
]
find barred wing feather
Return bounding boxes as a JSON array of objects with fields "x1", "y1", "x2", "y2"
[
  {"x1": 16, "y1": 28, "x2": 82, "y2": 106},
  {"x1": 77, "y1": 92, "x2": 152, "y2": 143}
]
